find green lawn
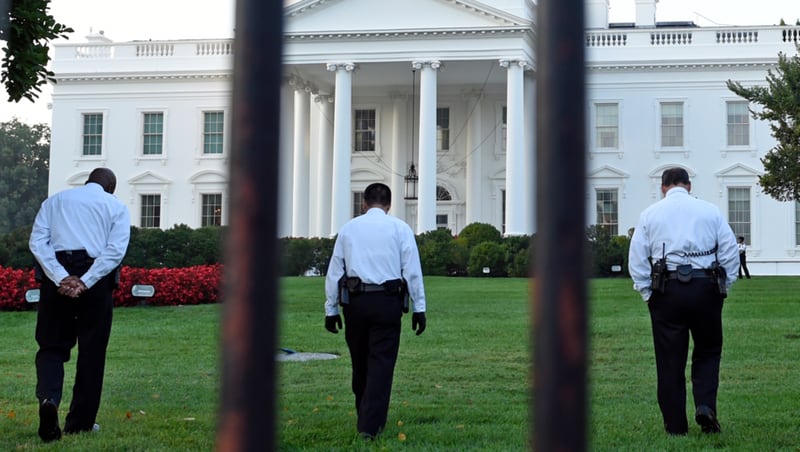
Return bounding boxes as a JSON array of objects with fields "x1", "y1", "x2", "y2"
[{"x1": 1, "y1": 276, "x2": 799, "y2": 450}]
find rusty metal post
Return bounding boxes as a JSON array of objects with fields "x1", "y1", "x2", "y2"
[
  {"x1": 533, "y1": 0, "x2": 587, "y2": 450},
  {"x1": 217, "y1": 0, "x2": 283, "y2": 450}
]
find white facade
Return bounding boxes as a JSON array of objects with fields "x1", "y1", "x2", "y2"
[{"x1": 48, "y1": 0, "x2": 800, "y2": 274}]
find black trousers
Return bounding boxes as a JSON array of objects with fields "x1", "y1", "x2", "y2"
[
  {"x1": 648, "y1": 277, "x2": 723, "y2": 434},
  {"x1": 739, "y1": 254, "x2": 750, "y2": 278},
  {"x1": 35, "y1": 251, "x2": 114, "y2": 432},
  {"x1": 342, "y1": 291, "x2": 404, "y2": 436}
]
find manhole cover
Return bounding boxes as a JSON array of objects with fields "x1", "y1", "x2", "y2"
[{"x1": 276, "y1": 352, "x2": 339, "y2": 362}]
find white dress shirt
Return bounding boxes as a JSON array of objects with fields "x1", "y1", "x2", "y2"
[
  {"x1": 628, "y1": 187, "x2": 739, "y2": 301},
  {"x1": 29, "y1": 182, "x2": 131, "y2": 289},
  {"x1": 325, "y1": 207, "x2": 426, "y2": 316}
]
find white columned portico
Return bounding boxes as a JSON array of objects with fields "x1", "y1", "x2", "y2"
[
  {"x1": 465, "y1": 90, "x2": 483, "y2": 226},
  {"x1": 327, "y1": 62, "x2": 355, "y2": 235},
  {"x1": 390, "y1": 94, "x2": 408, "y2": 222},
  {"x1": 314, "y1": 94, "x2": 334, "y2": 238},
  {"x1": 500, "y1": 58, "x2": 529, "y2": 236},
  {"x1": 291, "y1": 83, "x2": 311, "y2": 237},
  {"x1": 413, "y1": 60, "x2": 440, "y2": 233}
]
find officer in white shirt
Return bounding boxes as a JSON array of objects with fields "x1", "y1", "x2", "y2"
[
  {"x1": 324, "y1": 182, "x2": 427, "y2": 439},
  {"x1": 628, "y1": 167, "x2": 738, "y2": 435},
  {"x1": 29, "y1": 168, "x2": 130, "y2": 442}
]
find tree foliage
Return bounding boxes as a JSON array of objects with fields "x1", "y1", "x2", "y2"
[
  {"x1": 1, "y1": 0, "x2": 73, "y2": 102},
  {"x1": 727, "y1": 45, "x2": 800, "y2": 201},
  {"x1": 0, "y1": 119, "x2": 49, "y2": 234}
]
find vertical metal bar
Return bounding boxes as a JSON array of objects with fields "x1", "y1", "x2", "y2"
[
  {"x1": 533, "y1": 0, "x2": 587, "y2": 450},
  {"x1": 217, "y1": 0, "x2": 283, "y2": 450}
]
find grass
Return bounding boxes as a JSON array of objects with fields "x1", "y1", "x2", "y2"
[{"x1": 1, "y1": 276, "x2": 799, "y2": 450}]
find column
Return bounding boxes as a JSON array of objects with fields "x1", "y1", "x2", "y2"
[
  {"x1": 500, "y1": 58, "x2": 529, "y2": 236},
  {"x1": 413, "y1": 60, "x2": 441, "y2": 233},
  {"x1": 277, "y1": 82, "x2": 294, "y2": 238},
  {"x1": 291, "y1": 84, "x2": 310, "y2": 237},
  {"x1": 390, "y1": 94, "x2": 408, "y2": 222},
  {"x1": 327, "y1": 62, "x2": 355, "y2": 235},
  {"x1": 314, "y1": 94, "x2": 334, "y2": 238},
  {"x1": 465, "y1": 90, "x2": 483, "y2": 226},
  {"x1": 524, "y1": 72, "x2": 537, "y2": 234}
]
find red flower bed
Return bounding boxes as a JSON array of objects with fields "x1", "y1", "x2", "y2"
[{"x1": 0, "y1": 265, "x2": 223, "y2": 310}]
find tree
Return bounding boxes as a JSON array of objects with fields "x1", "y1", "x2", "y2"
[
  {"x1": 1, "y1": 0, "x2": 73, "y2": 102},
  {"x1": 0, "y1": 119, "x2": 49, "y2": 233},
  {"x1": 727, "y1": 45, "x2": 800, "y2": 201}
]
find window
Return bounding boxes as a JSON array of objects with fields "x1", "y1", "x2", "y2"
[
  {"x1": 436, "y1": 214, "x2": 448, "y2": 230},
  {"x1": 728, "y1": 187, "x2": 750, "y2": 243},
  {"x1": 437, "y1": 108, "x2": 450, "y2": 151},
  {"x1": 352, "y1": 192, "x2": 364, "y2": 218},
  {"x1": 501, "y1": 188, "x2": 506, "y2": 234},
  {"x1": 595, "y1": 103, "x2": 619, "y2": 149},
  {"x1": 82, "y1": 113, "x2": 103, "y2": 156},
  {"x1": 796, "y1": 202, "x2": 800, "y2": 246},
  {"x1": 143, "y1": 112, "x2": 164, "y2": 155},
  {"x1": 201, "y1": 193, "x2": 222, "y2": 227},
  {"x1": 596, "y1": 189, "x2": 619, "y2": 236},
  {"x1": 726, "y1": 101, "x2": 749, "y2": 146},
  {"x1": 203, "y1": 111, "x2": 224, "y2": 154},
  {"x1": 501, "y1": 106, "x2": 508, "y2": 152},
  {"x1": 660, "y1": 102, "x2": 683, "y2": 147},
  {"x1": 354, "y1": 109, "x2": 375, "y2": 152},
  {"x1": 140, "y1": 194, "x2": 161, "y2": 228},
  {"x1": 436, "y1": 185, "x2": 452, "y2": 201}
]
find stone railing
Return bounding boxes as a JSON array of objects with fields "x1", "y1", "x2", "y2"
[
  {"x1": 60, "y1": 39, "x2": 234, "y2": 60},
  {"x1": 586, "y1": 26, "x2": 800, "y2": 48}
]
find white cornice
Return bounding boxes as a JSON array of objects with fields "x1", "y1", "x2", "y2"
[
  {"x1": 285, "y1": 27, "x2": 531, "y2": 42},
  {"x1": 587, "y1": 62, "x2": 776, "y2": 72},
  {"x1": 53, "y1": 73, "x2": 231, "y2": 83}
]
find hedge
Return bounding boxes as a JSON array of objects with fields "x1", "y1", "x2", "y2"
[{"x1": 0, "y1": 264, "x2": 222, "y2": 311}]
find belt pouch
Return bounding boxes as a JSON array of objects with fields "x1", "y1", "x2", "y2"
[{"x1": 676, "y1": 264, "x2": 693, "y2": 283}]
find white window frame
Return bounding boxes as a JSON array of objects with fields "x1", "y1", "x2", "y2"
[
  {"x1": 594, "y1": 188, "x2": 619, "y2": 236},
  {"x1": 592, "y1": 101, "x2": 622, "y2": 154},
  {"x1": 723, "y1": 99, "x2": 753, "y2": 151},
  {"x1": 139, "y1": 193, "x2": 163, "y2": 229},
  {"x1": 199, "y1": 108, "x2": 228, "y2": 158},
  {"x1": 200, "y1": 192, "x2": 224, "y2": 227},
  {"x1": 76, "y1": 109, "x2": 109, "y2": 162},
  {"x1": 137, "y1": 109, "x2": 168, "y2": 161},
  {"x1": 352, "y1": 105, "x2": 381, "y2": 155},
  {"x1": 727, "y1": 186, "x2": 751, "y2": 245},
  {"x1": 190, "y1": 170, "x2": 228, "y2": 228},
  {"x1": 656, "y1": 99, "x2": 688, "y2": 154},
  {"x1": 436, "y1": 106, "x2": 451, "y2": 153},
  {"x1": 494, "y1": 102, "x2": 507, "y2": 159}
]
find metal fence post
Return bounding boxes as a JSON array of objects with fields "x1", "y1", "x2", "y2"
[
  {"x1": 218, "y1": 0, "x2": 283, "y2": 450},
  {"x1": 533, "y1": 0, "x2": 588, "y2": 450}
]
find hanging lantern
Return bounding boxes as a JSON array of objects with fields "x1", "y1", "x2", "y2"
[{"x1": 404, "y1": 163, "x2": 418, "y2": 200}]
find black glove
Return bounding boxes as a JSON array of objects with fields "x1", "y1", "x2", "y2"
[
  {"x1": 325, "y1": 315, "x2": 343, "y2": 334},
  {"x1": 411, "y1": 312, "x2": 426, "y2": 336}
]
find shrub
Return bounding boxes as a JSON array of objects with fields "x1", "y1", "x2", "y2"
[
  {"x1": 503, "y1": 235, "x2": 532, "y2": 277},
  {"x1": 586, "y1": 225, "x2": 630, "y2": 277},
  {"x1": 467, "y1": 242, "x2": 507, "y2": 277},
  {"x1": 416, "y1": 228, "x2": 461, "y2": 276},
  {"x1": 458, "y1": 223, "x2": 502, "y2": 250}
]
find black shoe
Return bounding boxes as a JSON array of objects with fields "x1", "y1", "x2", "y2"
[
  {"x1": 695, "y1": 405, "x2": 721, "y2": 433},
  {"x1": 38, "y1": 399, "x2": 62, "y2": 442}
]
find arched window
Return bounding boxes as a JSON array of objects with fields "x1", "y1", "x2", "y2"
[{"x1": 436, "y1": 185, "x2": 452, "y2": 201}]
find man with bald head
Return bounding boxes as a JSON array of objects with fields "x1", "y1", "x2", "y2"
[{"x1": 29, "y1": 167, "x2": 130, "y2": 442}]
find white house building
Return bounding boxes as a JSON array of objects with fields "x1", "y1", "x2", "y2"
[{"x1": 47, "y1": 0, "x2": 800, "y2": 274}]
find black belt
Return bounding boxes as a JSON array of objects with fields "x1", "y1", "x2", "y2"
[
  {"x1": 667, "y1": 269, "x2": 714, "y2": 279},
  {"x1": 358, "y1": 283, "x2": 385, "y2": 293}
]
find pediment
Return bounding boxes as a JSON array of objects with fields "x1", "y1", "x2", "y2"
[
  {"x1": 128, "y1": 171, "x2": 172, "y2": 185},
  {"x1": 588, "y1": 165, "x2": 629, "y2": 179},
  {"x1": 66, "y1": 171, "x2": 91, "y2": 186},
  {"x1": 189, "y1": 170, "x2": 227, "y2": 184},
  {"x1": 648, "y1": 164, "x2": 696, "y2": 179},
  {"x1": 285, "y1": 0, "x2": 529, "y2": 35},
  {"x1": 715, "y1": 163, "x2": 762, "y2": 178},
  {"x1": 352, "y1": 168, "x2": 384, "y2": 182}
]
